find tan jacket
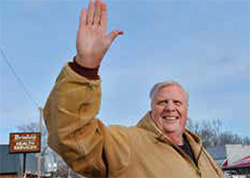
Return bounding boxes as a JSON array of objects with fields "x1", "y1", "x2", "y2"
[{"x1": 44, "y1": 65, "x2": 225, "y2": 178}]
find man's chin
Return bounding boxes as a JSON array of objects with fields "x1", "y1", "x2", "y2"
[{"x1": 162, "y1": 126, "x2": 181, "y2": 135}]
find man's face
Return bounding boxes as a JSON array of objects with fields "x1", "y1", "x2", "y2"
[{"x1": 150, "y1": 85, "x2": 188, "y2": 137}]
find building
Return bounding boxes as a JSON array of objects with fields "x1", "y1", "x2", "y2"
[
  {"x1": 0, "y1": 145, "x2": 22, "y2": 177},
  {"x1": 207, "y1": 144, "x2": 250, "y2": 176},
  {"x1": 0, "y1": 144, "x2": 39, "y2": 177}
]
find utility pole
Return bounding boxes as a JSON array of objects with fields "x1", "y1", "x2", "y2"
[{"x1": 37, "y1": 107, "x2": 43, "y2": 178}]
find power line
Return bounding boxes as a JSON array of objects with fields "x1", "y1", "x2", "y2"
[{"x1": 0, "y1": 47, "x2": 39, "y2": 108}]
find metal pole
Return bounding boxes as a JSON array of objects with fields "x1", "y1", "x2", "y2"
[
  {"x1": 23, "y1": 153, "x2": 26, "y2": 176},
  {"x1": 37, "y1": 107, "x2": 43, "y2": 178}
]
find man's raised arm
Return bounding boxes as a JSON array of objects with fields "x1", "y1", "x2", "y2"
[{"x1": 43, "y1": 1, "x2": 129, "y2": 177}]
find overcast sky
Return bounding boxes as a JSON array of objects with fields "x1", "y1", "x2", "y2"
[{"x1": 0, "y1": 0, "x2": 249, "y2": 144}]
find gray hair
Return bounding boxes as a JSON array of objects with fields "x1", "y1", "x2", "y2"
[{"x1": 149, "y1": 80, "x2": 189, "y2": 102}]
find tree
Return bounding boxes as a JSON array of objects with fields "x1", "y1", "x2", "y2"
[{"x1": 187, "y1": 118, "x2": 250, "y2": 148}]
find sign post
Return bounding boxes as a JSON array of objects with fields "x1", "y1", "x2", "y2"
[
  {"x1": 9, "y1": 132, "x2": 41, "y2": 176},
  {"x1": 23, "y1": 153, "x2": 26, "y2": 175}
]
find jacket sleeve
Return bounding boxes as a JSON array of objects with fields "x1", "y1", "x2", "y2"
[{"x1": 43, "y1": 64, "x2": 131, "y2": 177}]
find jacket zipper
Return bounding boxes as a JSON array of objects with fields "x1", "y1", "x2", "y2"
[
  {"x1": 156, "y1": 134, "x2": 202, "y2": 177},
  {"x1": 172, "y1": 143, "x2": 202, "y2": 177}
]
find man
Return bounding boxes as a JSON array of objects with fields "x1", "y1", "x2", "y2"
[{"x1": 44, "y1": 0, "x2": 225, "y2": 177}]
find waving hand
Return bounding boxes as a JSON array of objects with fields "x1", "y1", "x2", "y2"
[{"x1": 76, "y1": 0, "x2": 123, "y2": 68}]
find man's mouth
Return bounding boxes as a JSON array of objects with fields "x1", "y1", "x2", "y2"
[{"x1": 162, "y1": 116, "x2": 179, "y2": 120}]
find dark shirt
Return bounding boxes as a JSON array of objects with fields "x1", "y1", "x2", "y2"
[{"x1": 179, "y1": 135, "x2": 198, "y2": 166}]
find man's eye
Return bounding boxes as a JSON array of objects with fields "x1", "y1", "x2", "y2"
[
  {"x1": 174, "y1": 101, "x2": 182, "y2": 106},
  {"x1": 158, "y1": 101, "x2": 167, "y2": 105}
]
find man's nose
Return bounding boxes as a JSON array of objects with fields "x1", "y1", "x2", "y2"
[{"x1": 164, "y1": 101, "x2": 175, "y2": 111}]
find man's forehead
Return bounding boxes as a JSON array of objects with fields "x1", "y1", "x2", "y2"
[{"x1": 155, "y1": 85, "x2": 186, "y2": 99}]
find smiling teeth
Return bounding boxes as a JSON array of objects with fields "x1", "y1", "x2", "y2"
[{"x1": 163, "y1": 116, "x2": 177, "y2": 120}]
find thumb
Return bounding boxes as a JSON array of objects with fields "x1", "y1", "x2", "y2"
[{"x1": 106, "y1": 30, "x2": 124, "y2": 44}]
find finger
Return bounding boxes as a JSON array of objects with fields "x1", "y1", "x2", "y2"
[
  {"x1": 79, "y1": 8, "x2": 87, "y2": 29},
  {"x1": 106, "y1": 30, "x2": 124, "y2": 44},
  {"x1": 87, "y1": 1, "x2": 94, "y2": 25},
  {"x1": 100, "y1": 2, "x2": 107, "y2": 33},
  {"x1": 93, "y1": 0, "x2": 102, "y2": 27}
]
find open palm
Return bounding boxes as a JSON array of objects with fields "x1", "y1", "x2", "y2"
[{"x1": 76, "y1": 0, "x2": 123, "y2": 68}]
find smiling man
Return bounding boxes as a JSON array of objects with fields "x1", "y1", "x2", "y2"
[
  {"x1": 150, "y1": 82, "x2": 189, "y2": 146},
  {"x1": 44, "y1": 0, "x2": 225, "y2": 177}
]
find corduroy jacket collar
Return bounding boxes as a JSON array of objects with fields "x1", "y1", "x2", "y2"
[{"x1": 137, "y1": 112, "x2": 202, "y2": 146}]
